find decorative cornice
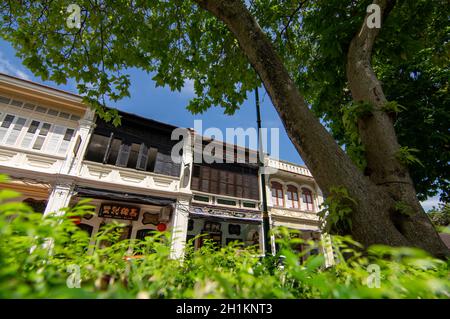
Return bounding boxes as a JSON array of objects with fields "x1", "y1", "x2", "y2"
[{"x1": 190, "y1": 204, "x2": 262, "y2": 222}]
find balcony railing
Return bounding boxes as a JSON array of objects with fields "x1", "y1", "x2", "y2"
[
  {"x1": 269, "y1": 207, "x2": 319, "y2": 222},
  {"x1": 266, "y1": 158, "x2": 312, "y2": 177},
  {"x1": 79, "y1": 160, "x2": 181, "y2": 193}
]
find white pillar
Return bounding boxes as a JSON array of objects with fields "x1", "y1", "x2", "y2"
[
  {"x1": 66, "y1": 108, "x2": 96, "y2": 176},
  {"x1": 265, "y1": 175, "x2": 273, "y2": 207},
  {"x1": 315, "y1": 184, "x2": 335, "y2": 266},
  {"x1": 179, "y1": 129, "x2": 194, "y2": 191},
  {"x1": 44, "y1": 183, "x2": 73, "y2": 217},
  {"x1": 263, "y1": 175, "x2": 277, "y2": 255},
  {"x1": 170, "y1": 198, "x2": 190, "y2": 260}
]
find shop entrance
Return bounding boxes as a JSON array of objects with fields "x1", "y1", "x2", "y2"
[{"x1": 186, "y1": 217, "x2": 262, "y2": 251}]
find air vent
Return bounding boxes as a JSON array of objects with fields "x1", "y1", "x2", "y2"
[
  {"x1": 193, "y1": 195, "x2": 209, "y2": 203},
  {"x1": 47, "y1": 109, "x2": 59, "y2": 116},
  {"x1": 217, "y1": 198, "x2": 237, "y2": 206},
  {"x1": 36, "y1": 106, "x2": 47, "y2": 113},
  {"x1": 10, "y1": 100, "x2": 23, "y2": 107},
  {"x1": 23, "y1": 103, "x2": 35, "y2": 110},
  {"x1": 70, "y1": 114, "x2": 81, "y2": 121},
  {"x1": 243, "y1": 202, "x2": 256, "y2": 208},
  {"x1": 0, "y1": 96, "x2": 11, "y2": 104}
]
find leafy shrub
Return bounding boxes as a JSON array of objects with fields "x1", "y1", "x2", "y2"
[{"x1": 0, "y1": 176, "x2": 448, "y2": 299}]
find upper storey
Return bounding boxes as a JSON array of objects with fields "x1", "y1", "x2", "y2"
[
  {"x1": 0, "y1": 73, "x2": 89, "y2": 176},
  {"x1": 265, "y1": 157, "x2": 321, "y2": 228},
  {"x1": 189, "y1": 135, "x2": 260, "y2": 210},
  {"x1": 79, "y1": 110, "x2": 185, "y2": 196}
]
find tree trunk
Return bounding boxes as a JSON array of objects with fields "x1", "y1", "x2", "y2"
[
  {"x1": 193, "y1": 0, "x2": 449, "y2": 258},
  {"x1": 346, "y1": 0, "x2": 448, "y2": 257}
]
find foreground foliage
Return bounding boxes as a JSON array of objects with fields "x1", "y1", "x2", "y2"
[
  {"x1": 1, "y1": 0, "x2": 448, "y2": 255},
  {"x1": 0, "y1": 184, "x2": 448, "y2": 299}
]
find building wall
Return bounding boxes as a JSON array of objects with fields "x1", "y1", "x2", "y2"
[
  {"x1": 187, "y1": 217, "x2": 262, "y2": 250},
  {"x1": 0, "y1": 74, "x2": 92, "y2": 219},
  {"x1": 70, "y1": 197, "x2": 172, "y2": 246},
  {"x1": 0, "y1": 74, "x2": 333, "y2": 264}
]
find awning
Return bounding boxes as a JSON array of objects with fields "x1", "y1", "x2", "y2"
[{"x1": 73, "y1": 186, "x2": 175, "y2": 206}]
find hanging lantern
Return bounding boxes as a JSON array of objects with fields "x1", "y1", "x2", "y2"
[{"x1": 156, "y1": 223, "x2": 167, "y2": 232}]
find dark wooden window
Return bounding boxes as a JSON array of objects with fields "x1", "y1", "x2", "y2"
[
  {"x1": 217, "y1": 198, "x2": 237, "y2": 206},
  {"x1": 85, "y1": 134, "x2": 109, "y2": 163},
  {"x1": 190, "y1": 164, "x2": 259, "y2": 200},
  {"x1": 287, "y1": 185, "x2": 299, "y2": 209},
  {"x1": 243, "y1": 202, "x2": 256, "y2": 208},
  {"x1": 193, "y1": 195, "x2": 209, "y2": 202},
  {"x1": 136, "y1": 229, "x2": 153, "y2": 241},
  {"x1": 85, "y1": 130, "x2": 180, "y2": 177},
  {"x1": 106, "y1": 138, "x2": 122, "y2": 165},
  {"x1": 136, "y1": 143, "x2": 149, "y2": 170},
  {"x1": 188, "y1": 219, "x2": 194, "y2": 231},
  {"x1": 116, "y1": 143, "x2": 131, "y2": 167},
  {"x1": 127, "y1": 143, "x2": 141, "y2": 169},
  {"x1": 154, "y1": 152, "x2": 181, "y2": 177},
  {"x1": 302, "y1": 188, "x2": 314, "y2": 211},
  {"x1": 1, "y1": 114, "x2": 14, "y2": 128},
  {"x1": 271, "y1": 182, "x2": 284, "y2": 207}
]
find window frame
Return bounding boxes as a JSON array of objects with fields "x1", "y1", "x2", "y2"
[
  {"x1": 302, "y1": 188, "x2": 314, "y2": 211},
  {"x1": 286, "y1": 185, "x2": 300, "y2": 209},
  {"x1": 271, "y1": 181, "x2": 284, "y2": 207}
]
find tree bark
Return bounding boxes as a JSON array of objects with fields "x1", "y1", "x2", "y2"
[
  {"x1": 347, "y1": 0, "x2": 448, "y2": 257},
  {"x1": 193, "y1": 0, "x2": 449, "y2": 258}
]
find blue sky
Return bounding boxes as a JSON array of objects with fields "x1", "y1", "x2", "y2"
[
  {"x1": 0, "y1": 39, "x2": 301, "y2": 165},
  {"x1": 0, "y1": 39, "x2": 441, "y2": 211}
]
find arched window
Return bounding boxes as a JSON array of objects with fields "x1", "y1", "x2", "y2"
[
  {"x1": 286, "y1": 185, "x2": 299, "y2": 209},
  {"x1": 302, "y1": 188, "x2": 313, "y2": 211},
  {"x1": 271, "y1": 182, "x2": 284, "y2": 207}
]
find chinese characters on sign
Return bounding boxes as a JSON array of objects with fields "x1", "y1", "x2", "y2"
[{"x1": 99, "y1": 204, "x2": 140, "y2": 221}]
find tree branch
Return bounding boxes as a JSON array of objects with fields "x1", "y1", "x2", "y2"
[{"x1": 190, "y1": 2, "x2": 399, "y2": 225}]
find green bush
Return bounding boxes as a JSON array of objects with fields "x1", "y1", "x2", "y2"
[{"x1": 0, "y1": 176, "x2": 448, "y2": 299}]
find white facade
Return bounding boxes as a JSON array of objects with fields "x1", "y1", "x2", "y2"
[
  {"x1": 0, "y1": 73, "x2": 191, "y2": 259},
  {"x1": 0, "y1": 73, "x2": 332, "y2": 264},
  {"x1": 265, "y1": 157, "x2": 333, "y2": 266},
  {"x1": 0, "y1": 73, "x2": 93, "y2": 211}
]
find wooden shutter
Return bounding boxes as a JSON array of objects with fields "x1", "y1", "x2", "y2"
[
  {"x1": 5, "y1": 117, "x2": 26, "y2": 145},
  {"x1": 154, "y1": 152, "x2": 170, "y2": 175},
  {"x1": 219, "y1": 181, "x2": 227, "y2": 195},
  {"x1": 191, "y1": 177, "x2": 200, "y2": 190},
  {"x1": 21, "y1": 120, "x2": 40, "y2": 148},
  {"x1": 116, "y1": 143, "x2": 131, "y2": 167},
  {"x1": 200, "y1": 166, "x2": 210, "y2": 192},
  {"x1": 57, "y1": 128, "x2": 75, "y2": 155},
  {"x1": 170, "y1": 162, "x2": 181, "y2": 177},
  {"x1": 210, "y1": 168, "x2": 219, "y2": 193},
  {"x1": 136, "y1": 143, "x2": 149, "y2": 170},
  {"x1": 0, "y1": 114, "x2": 15, "y2": 144},
  {"x1": 46, "y1": 125, "x2": 65, "y2": 154},
  {"x1": 32, "y1": 123, "x2": 51, "y2": 150}
]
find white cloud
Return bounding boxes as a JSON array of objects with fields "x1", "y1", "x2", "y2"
[
  {"x1": 0, "y1": 52, "x2": 30, "y2": 80},
  {"x1": 421, "y1": 195, "x2": 442, "y2": 212}
]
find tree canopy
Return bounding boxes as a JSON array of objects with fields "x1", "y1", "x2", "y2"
[{"x1": 1, "y1": 0, "x2": 446, "y2": 200}]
